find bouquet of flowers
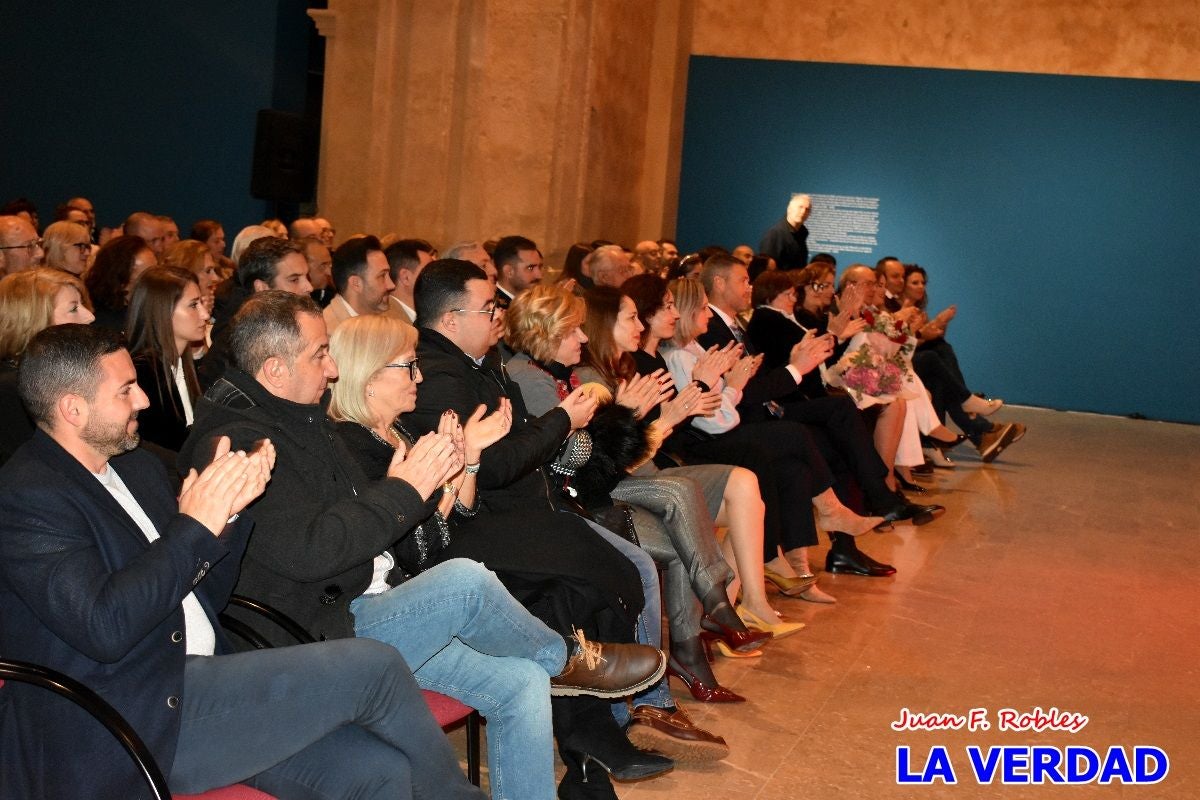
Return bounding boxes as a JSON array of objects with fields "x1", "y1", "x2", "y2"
[{"x1": 823, "y1": 310, "x2": 917, "y2": 408}]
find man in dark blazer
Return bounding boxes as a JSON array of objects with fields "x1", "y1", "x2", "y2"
[{"x1": 0, "y1": 324, "x2": 486, "y2": 800}]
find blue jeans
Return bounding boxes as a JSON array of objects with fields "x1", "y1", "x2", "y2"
[
  {"x1": 350, "y1": 558, "x2": 567, "y2": 800},
  {"x1": 583, "y1": 519, "x2": 674, "y2": 723},
  {"x1": 170, "y1": 638, "x2": 486, "y2": 800}
]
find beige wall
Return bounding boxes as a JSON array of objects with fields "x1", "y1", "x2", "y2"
[{"x1": 311, "y1": 0, "x2": 1200, "y2": 260}]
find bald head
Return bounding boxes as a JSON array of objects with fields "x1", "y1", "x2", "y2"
[
  {"x1": 124, "y1": 212, "x2": 166, "y2": 256},
  {"x1": 0, "y1": 215, "x2": 44, "y2": 275},
  {"x1": 289, "y1": 217, "x2": 321, "y2": 242}
]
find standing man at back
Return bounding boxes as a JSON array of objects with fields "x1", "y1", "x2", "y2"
[{"x1": 758, "y1": 193, "x2": 811, "y2": 270}]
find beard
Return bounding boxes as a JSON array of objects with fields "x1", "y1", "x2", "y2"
[{"x1": 81, "y1": 413, "x2": 140, "y2": 458}]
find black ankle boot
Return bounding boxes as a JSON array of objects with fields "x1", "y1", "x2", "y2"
[{"x1": 558, "y1": 750, "x2": 619, "y2": 799}]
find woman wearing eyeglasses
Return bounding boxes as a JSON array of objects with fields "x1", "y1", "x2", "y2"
[{"x1": 42, "y1": 221, "x2": 94, "y2": 276}]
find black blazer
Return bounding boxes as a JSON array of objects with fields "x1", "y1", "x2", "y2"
[
  {"x1": 132, "y1": 354, "x2": 192, "y2": 452},
  {"x1": 0, "y1": 432, "x2": 249, "y2": 800},
  {"x1": 696, "y1": 311, "x2": 802, "y2": 418},
  {"x1": 404, "y1": 328, "x2": 572, "y2": 514}
]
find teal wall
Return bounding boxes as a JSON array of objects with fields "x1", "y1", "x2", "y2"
[
  {"x1": 678, "y1": 57, "x2": 1200, "y2": 423},
  {"x1": 1, "y1": 1, "x2": 314, "y2": 235}
]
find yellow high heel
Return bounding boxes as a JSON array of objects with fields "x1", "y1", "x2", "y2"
[
  {"x1": 762, "y1": 568, "x2": 818, "y2": 597},
  {"x1": 710, "y1": 639, "x2": 764, "y2": 659},
  {"x1": 736, "y1": 605, "x2": 806, "y2": 639}
]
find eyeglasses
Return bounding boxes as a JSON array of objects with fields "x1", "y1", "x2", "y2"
[
  {"x1": 810, "y1": 282, "x2": 831, "y2": 291},
  {"x1": 0, "y1": 239, "x2": 43, "y2": 253},
  {"x1": 451, "y1": 304, "x2": 497, "y2": 321},
  {"x1": 69, "y1": 242, "x2": 92, "y2": 254},
  {"x1": 383, "y1": 358, "x2": 421, "y2": 380}
]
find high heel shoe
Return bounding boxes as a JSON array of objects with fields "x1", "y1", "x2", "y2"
[
  {"x1": 559, "y1": 735, "x2": 674, "y2": 783},
  {"x1": 699, "y1": 613, "x2": 773, "y2": 653},
  {"x1": 701, "y1": 635, "x2": 764, "y2": 658},
  {"x1": 962, "y1": 395, "x2": 1003, "y2": 416},
  {"x1": 812, "y1": 491, "x2": 886, "y2": 536},
  {"x1": 667, "y1": 655, "x2": 746, "y2": 703},
  {"x1": 921, "y1": 432, "x2": 968, "y2": 450},
  {"x1": 763, "y1": 568, "x2": 819, "y2": 596},
  {"x1": 895, "y1": 473, "x2": 928, "y2": 494},
  {"x1": 735, "y1": 605, "x2": 806, "y2": 639}
]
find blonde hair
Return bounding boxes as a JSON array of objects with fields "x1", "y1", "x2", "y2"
[
  {"x1": 162, "y1": 239, "x2": 211, "y2": 277},
  {"x1": 504, "y1": 283, "x2": 586, "y2": 364},
  {"x1": 0, "y1": 268, "x2": 92, "y2": 360},
  {"x1": 43, "y1": 220, "x2": 91, "y2": 273},
  {"x1": 667, "y1": 277, "x2": 708, "y2": 346},
  {"x1": 328, "y1": 314, "x2": 417, "y2": 427}
]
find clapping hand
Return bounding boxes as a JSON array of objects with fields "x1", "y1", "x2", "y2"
[
  {"x1": 828, "y1": 305, "x2": 867, "y2": 341},
  {"x1": 789, "y1": 330, "x2": 835, "y2": 375},
  {"x1": 462, "y1": 400, "x2": 512, "y2": 462},
  {"x1": 692, "y1": 342, "x2": 739, "y2": 387},
  {"x1": 387, "y1": 432, "x2": 464, "y2": 500},
  {"x1": 559, "y1": 385, "x2": 600, "y2": 430},
  {"x1": 723, "y1": 352, "x2": 762, "y2": 391},
  {"x1": 180, "y1": 435, "x2": 276, "y2": 536}
]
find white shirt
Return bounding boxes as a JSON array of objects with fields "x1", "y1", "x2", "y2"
[
  {"x1": 171, "y1": 357, "x2": 194, "y2": 426},
  {"x1": 94, "y1": 464, "x2": 216, "y2": 656},
  {"x1": 662, "y1": 342, "x2": 743, "y2": 434},
  {"x1": 391, "y1": 295, "x2": 416, "y2": 323}
]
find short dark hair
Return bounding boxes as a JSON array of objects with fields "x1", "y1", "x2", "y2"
[
  {"x1": 413, "y1": 259, "x2": 487, "y2": 328},
  {"x1": 874, "y1": 255, "x2": 900, "y2": 276},
  {"x1": 190, "y1": 219, "x2": 223, "y2": 243},
  {"x1": 492, "y1": 235, "x2": 538, "y2": 272},
  {"x1": 331, "y1": 235, "x2": 383, "y2": 295},
  {"x1": 18, "y1": 324, "x2": 124, "y2": 428},
  {"x1": 751, "y1": 269, "x2": 796, "y2": 307},
  {"x1": 237, "y1": 236, "x2": 302, "y2": 290},
  {"x1": 84, "y1": 235, "x2": 150, "y2": 311},
  {"x1": 699, "y1": 252, "x2": 743, "y2": 294},
  {"x1": 227, "y1": 291, "x2": 320, "y2": 375},
  {"x1": 384, "y1": 239, "x2": 435, "y2": 282},
  {"x1": 811, "y1": 252, "x2": 837, "y2": 266},
  {"x1": 621, "y1": 273, "x2": 670, "y2": 330}
]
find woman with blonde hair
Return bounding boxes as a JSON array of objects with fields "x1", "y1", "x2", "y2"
[
  {"x1": 329, "y1": 313, "x2": 675, "y2": 799},
  {"x1": 0, "y1": 268, "x2": 95, "y2": 464},
  {"x1": 42, "y1": 220, "x2": 94, "y2": 276},
  {"x1": 163, "y1": 239, "x2": 220, "y2": 313}
]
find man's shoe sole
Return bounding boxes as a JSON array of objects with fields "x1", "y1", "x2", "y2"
[{"x1": 980, "y1": 423, "x2": 1018, "y2": 463}]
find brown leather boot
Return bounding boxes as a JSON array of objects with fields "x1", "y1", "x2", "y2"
[{"x1": 550, "y1": 629, "x2": 666, "y2": 698}]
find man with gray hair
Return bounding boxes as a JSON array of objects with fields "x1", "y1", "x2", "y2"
[
  {"x1": 758, "y1": 192, "x2": 811, "y2": 270},
  {"x1": 0, "y1": 215, "x2": 44, "y2": 276},
  {"x1": 584, "y1": 244, "x2": 635, "y2": 288}
]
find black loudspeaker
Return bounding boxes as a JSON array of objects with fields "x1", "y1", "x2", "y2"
[{"x1": 250, "y1": 109, "x2": 318, "y2": 203}]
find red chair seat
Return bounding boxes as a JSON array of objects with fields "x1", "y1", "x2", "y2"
[{"x1": 422, "y1": 689, "x2": 474, "y2": 727}]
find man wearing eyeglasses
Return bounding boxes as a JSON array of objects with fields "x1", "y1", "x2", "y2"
[{"x1": 0, "y1": 215, "x2": 44, "y2": 277}]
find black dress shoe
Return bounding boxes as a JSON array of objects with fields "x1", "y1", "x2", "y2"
[
  {"x1": 895, "y1": 474, "x2": 928, "y2": 494},
  {"x1": 921, "y1": 433, "x2": 968, "y2": 450},
  {"x1": 884, "y1": 498, "x2": 946, "y2": 526},
  {"x1": 826, "y1": 548, "x2": 897, "y2": 577}
]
